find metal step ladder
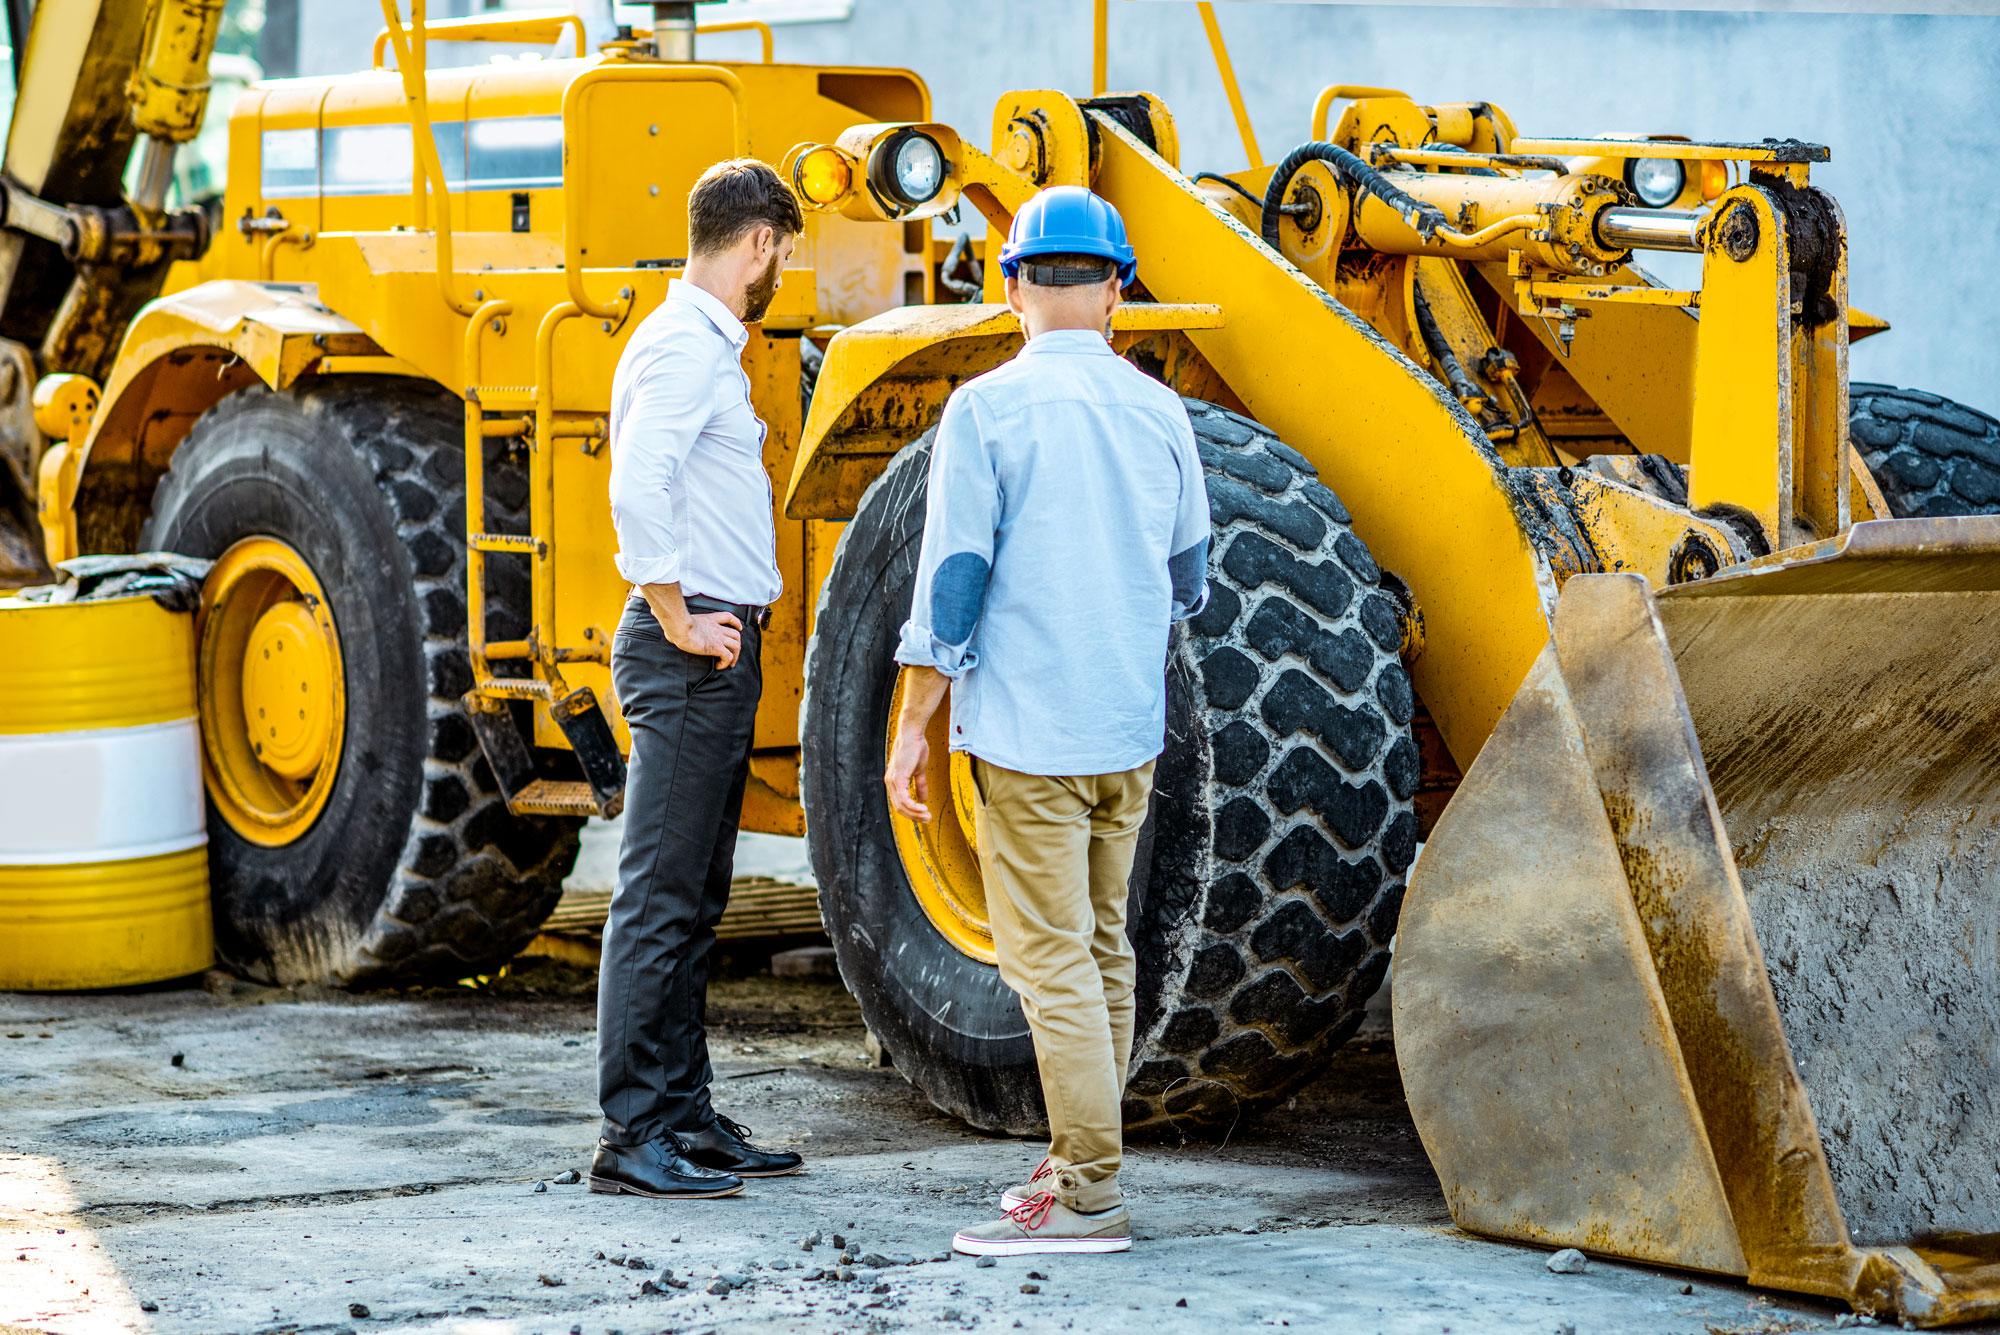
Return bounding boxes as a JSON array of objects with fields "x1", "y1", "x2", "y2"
[{"x1": 460, "y1": 370, "x2": 625, "y2": 820}]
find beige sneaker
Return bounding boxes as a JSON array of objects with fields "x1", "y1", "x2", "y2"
[
  {"x1": 952, "y1": 1192, "x2": 1132, "y2": 1256},
  {"x1": 999, "y1": 1157, "x2": 1055, "y2": 1209}
]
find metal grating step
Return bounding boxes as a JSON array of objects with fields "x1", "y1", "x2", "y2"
[{"x1": 506, "y1": 778, "x2": 600, "y2": 817}]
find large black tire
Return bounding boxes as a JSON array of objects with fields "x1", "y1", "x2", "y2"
[
  {"x1": 1852, "y1": 383, "x2": 2000, "y2": 518},
  {"x1": 802, "y1": 400, "x2": 1416, "y2": 1136},
  {"x1": 140, "y1": 377, "x2": 581, "y2": 986}
]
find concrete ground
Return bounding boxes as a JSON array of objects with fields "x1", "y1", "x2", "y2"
[{"x1": 0, "y1": 953, "x2": 1945, "y2": 1335}]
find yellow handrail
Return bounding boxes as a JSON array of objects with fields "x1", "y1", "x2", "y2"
[
  {"x1": 560, "y1": 63, "x2": 747, "y2": 322},
  {"x1": 532, "y1": 302, "x2": 581, "y2": 665},
  {"x1": 697, "y1": 20, "x2": 774, "y2": 63},
  {"x1": 377, "y1": 0, "x2": 480, "y2": 317},
  {"x1": 462, "y1": 297, "x2": 513, "y2": 682},
  {"x1": 372, "y1": 7, "x2": 586, "y2": 69},
  {"x1": 1196, "y1": 2, "x2": 1260, "y2": 168},
  {"x1": 1311, "y1": 84, "x2": 1413, "y2": 142}
]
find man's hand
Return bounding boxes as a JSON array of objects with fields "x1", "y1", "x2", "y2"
[
  {"x1": 885, "y1": 720, "x2": 932, "y2": 822},
  {"x1": 639, "y1": 582, "x2": 741, "y2": 669},
  {"x1": 884, "y1": 666, "x2": 951, "y2": 822},
  {"x1": 669, "y1": 611, "x2": 742, "y2": 669}
]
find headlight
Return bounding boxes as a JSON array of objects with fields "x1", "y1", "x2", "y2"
[
  {"x1": 870, "y1": 129, "x2": 944, "y2": 208},
  {"x1": 1626, "y1": 156, "x2": 1686, "y2": 209},
  {"x1": 793, "y1": 145, "x2": 853, "y2": 207}
]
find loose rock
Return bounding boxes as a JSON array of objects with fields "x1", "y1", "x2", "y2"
[
  {"x1": 707, "y1": 1278, "x2": 732, "y2": 1295},
  {"x1": 1021, "y1": 1282, "x2": 1041, "y2": 1294},
  {"x1": 538, "y1": 1273, "x2": 564, "y2": 1286},
  {"x1": 1176, "y1": 1298, "x2": 1187, "y2": 1307},
  {"x1": 871, "y1": 1281, "x2": 891, "y2": 1294},
  {"x1": 832, "y1": 1234, "x2": 846, "y2": 1249},
  {"x1": 348, "y1": 1303, "x2": 370, "y2": 1319},
  {"x1": 627, "y1": 1256, "x2": 651, "y2": 1270},
  {"x1": 553, "y1": 1169, "x2": 581, "y2": 1184},
  {"x1": 835, "y1": 1265, "x2": 854, "y2": 1282},
  {"x1": 1678, "y1": 1283, "x2": 1693, "y2": 1295},
  {"x1": 532, "y1": 1180, "x2": 547, "y2": 1192},
  {"x1": 801, "y1": 1230, "x2": 822, "y2": 1250},
  {"x1": 1027, "y1": 1271, "x2": 1048, "y2": 1280},
  {"x1": 139, "y1": 1301, "x2": 159, "y2": 1312},
  {"x1": 975, "y1": 1256, "x2": 996, "y2": 1269},
  {"x1": 1546, "y1": 1248, "x2": 1589, "y2": 1275}
]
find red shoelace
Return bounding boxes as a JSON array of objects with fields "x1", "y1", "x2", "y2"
[{"x1": 1005, "y1": 1190, "x2": 1058, "y2": 1231}]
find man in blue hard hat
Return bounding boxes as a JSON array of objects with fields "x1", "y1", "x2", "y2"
[{"x1": 885, "y1": 185, "x2": 1211, "y2": 1256}]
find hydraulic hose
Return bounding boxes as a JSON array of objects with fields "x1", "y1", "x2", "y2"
[
  {"x1": 1411, "y1": 286, "x2": 1488, "y2": 415},
  {"x1": 1261, "y1": 141, "x2": 1449, "y2": 250}
]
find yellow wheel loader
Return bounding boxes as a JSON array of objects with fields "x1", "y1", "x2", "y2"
[{"x1": 5, "y1": 2, "x2": 1998, "y2": 1322}]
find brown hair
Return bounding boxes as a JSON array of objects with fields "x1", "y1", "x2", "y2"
[{"x1": 687, "y1": 158, "x2": 804, "y2": 257}]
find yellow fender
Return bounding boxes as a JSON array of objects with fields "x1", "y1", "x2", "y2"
[{"x1": 61, "y1": 280, "x2": 405, "y2": 551}]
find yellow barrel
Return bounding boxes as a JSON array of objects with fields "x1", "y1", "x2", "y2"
[{"x1": 0, "y1": 593, "x2": 212, "y2": 989}]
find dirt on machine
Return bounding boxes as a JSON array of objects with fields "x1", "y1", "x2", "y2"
[{"x1": 1, "y1": 0, "x2": 1997, "y2": 1324}]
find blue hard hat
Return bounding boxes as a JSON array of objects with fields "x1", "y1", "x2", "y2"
[{"x1": 997, "y1": 186, "x2": 1137, "y2": 285}]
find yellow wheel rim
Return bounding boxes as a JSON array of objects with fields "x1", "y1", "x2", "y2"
[
  {"x1": 198, "y1": 537, "x2": 345, "y2": 846},
  {"x1": 887, "y1": 672, "x2": 996, "y2": 964}
]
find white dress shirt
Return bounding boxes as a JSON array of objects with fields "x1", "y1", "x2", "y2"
[
  {"x1": 895, "y1": 329, "x2": 1210, "y2": 776},
  {"x1": 607, "y1": 278, "x2": 782, "y2": 606}
]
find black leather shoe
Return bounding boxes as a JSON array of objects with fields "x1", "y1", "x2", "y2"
[
  {"x1": 588, "y1": 1136, "x2": 744, "y2": 1198},
  {"x1": 676, "y1": 1115, "x2": 804, "y2": 1177}
]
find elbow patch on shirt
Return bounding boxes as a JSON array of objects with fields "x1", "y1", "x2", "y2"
[
  {"x1": 930, "y1": 551, "x2": 992, "y2": 647},
  {"x1": 1170, "y1": 537, "x2": 1210, "y2": 605}
]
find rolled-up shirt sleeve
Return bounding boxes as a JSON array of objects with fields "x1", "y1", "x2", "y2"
[
  {"x1": 1166, "y1": 407, "x2": 1211, "y2": 621},
  {"x1": 608, "y1": 332, "x2": 717, "y2": 587},
  {"x1": 895, "y1": 393, "x2": 1001, "y2": 679}
]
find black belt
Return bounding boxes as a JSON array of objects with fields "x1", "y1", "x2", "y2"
[{"x1": 682, "y1": 593, "x2": 771, "y2": 629}]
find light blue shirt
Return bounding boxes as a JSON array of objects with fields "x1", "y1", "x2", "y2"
[{"x1": 895, "y1": 328, "x2": 1210, "y2": 776}]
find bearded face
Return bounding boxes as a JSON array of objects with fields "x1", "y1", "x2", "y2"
[{"x1": 742, "y1": 250, "x2": 784, "y2": 323}]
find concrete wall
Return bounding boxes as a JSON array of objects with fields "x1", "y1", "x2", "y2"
[{"x1": 302, "y1": 0, "x2": 2000, "y2": 412}]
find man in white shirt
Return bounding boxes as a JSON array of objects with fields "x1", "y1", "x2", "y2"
[
  {"x1": 592, "y1": 159, "x2": 805, "y2": 1200},
  {"x1": 886, "y1": 188, "x2": 1210, "y2": 1254}
]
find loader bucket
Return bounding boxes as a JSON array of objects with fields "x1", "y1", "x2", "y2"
[{"x1": 1394, "y1": 517, "x2": 2000, "y2": 1327}]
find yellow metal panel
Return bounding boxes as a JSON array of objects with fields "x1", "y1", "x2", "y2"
[
  {"x1": 0, "y1": 845, "x2": 212, "y2": 989},
  {"x1": 746, "y1": 334, "x2": 806, "y2": 751},
  {"x1": 566, "y1": 77, "x2": 739, "y2": 273},
  {"x1": 1688, "y1": 188, "x2": 1786, "y2": 547},
  {"x1": 0, "y1": 594, "x2": 196, "y2": 732}
]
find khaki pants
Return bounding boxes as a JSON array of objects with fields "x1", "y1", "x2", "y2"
[{"x1": 971, "y1": 756, "x2": 1156, "y2": 1214}]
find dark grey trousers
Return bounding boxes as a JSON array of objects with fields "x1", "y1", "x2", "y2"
[{"x1": 597, "y1": 594, "x2": 763, "y2": 1146}]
